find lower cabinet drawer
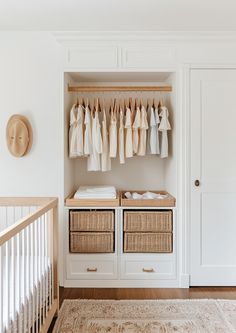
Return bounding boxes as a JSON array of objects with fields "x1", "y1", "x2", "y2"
[
  {"x1": 121, "y1": 259, "x2": 175, "y2": 280},
  {"x1": 67, "y1": 257, "x2": 117, "y2": 280}
]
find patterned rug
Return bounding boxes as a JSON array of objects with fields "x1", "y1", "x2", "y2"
[{"x1": 53, "y1": 299, "x2": 236, "y2": 333}]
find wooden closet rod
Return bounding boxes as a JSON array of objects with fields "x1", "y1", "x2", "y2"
[{"x1": 68, "y1": 85, "x2": 172, "y2": 92}]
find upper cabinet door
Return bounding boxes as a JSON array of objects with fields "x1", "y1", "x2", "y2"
[
  {"x1": 190, "y1": 69, "x2": 236, "y2": 286},
  {"x1": 65, "y1": 46, "x2": 119, "y2": 69},
  {"x1": 122, "y1": 46, "x2": 176, "y2": 69}
]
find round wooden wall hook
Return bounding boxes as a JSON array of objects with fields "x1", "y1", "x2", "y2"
[{"x1": 6, "y1": 114, "x2": 33, "y2": 157}]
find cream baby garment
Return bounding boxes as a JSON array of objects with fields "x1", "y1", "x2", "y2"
[
  {"x1": 109, "y1": 108, "x2": 117, "y2": 158},
  {"x1": 155, "y1": 107, "x2": 161, "y2": 154},
  {"x1": 69, "y1": 104, "x2": 84, "y2": 158},
  {"x1": 159, "y1": 106, "x2": 171, "y2": 158},
  {"x1": 101, "y1": 109, "x2": 111, "y2": 171},
  {"x1": 87, "y1": 110, "x2": 102, "y2": 171},
  {"x1": 125, "y1": 107, "x2": 133, "y2": 158},
  {"x1": 132, "y1": 106, "x2": 141, "y2": 154},
  {"x1": 138, "y1": 105, "x2": 149, "y2": 156},
  {"x1": 149, "y1": 106, "x2": 157, "y2": 154},
  {"x1": 119, "y1": 108, "x2": 125, "y2": 164},
  {"x1": 84, "y1": 106, "x2": 92, "y2": 156}
]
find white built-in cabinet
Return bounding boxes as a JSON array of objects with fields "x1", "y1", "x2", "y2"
[
  {"x1": 63, "y1": 71, "x2": 178, "y2": 287},
  {"x1": 59, "y1": 33, "x2": 236, "y2": 287},
  {"x1": 65, "y1": 207, "x2": 177, "y2": 288}
]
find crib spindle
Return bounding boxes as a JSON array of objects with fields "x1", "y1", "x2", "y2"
[
  {"x1": 0, "y1": 198, "x2": 58, "y2": 333},
  {"x1": 0, "y1": 246, "x2": 3, "y2": 333},
  {"x1": 31, "y1": 223, "x2": 35, "y2": 333}
]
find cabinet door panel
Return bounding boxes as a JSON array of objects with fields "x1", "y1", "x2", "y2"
[{"x1": 190, "y1": 69, "x2": 236, "y2": 286}]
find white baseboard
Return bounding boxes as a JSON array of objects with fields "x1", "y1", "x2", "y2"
[
  {"x1": 179, "y1": 274, "x2": 190, "y2": 288},
  {"x1": 63, "y1": 279, "x2": 180, "y2": 288}
]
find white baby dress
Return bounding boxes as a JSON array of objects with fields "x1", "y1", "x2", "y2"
[
  {"x1": 159, "y1": 106, "x2": 171, "y2": 158},
  {"x1": 138, "y1": 106, "x2": 149, "y2": 156},
  {"x1": 101, "y1": 109, "x2": 111, "y2": 171},
  {"x1": 119, "y1": 108, "x2": 125, "y2": 164},
  {"x1": 87, "y1": 110, "x2": 102, "y2": 171},
  {"x1": 132, "y1": 106, "x2": 141, "y2": 154},
  {"x1": 69, "y1": 104, "x2": 84, "y2": 158},
  {"x1": 125, "y1": 107, "x2": 133, "y2": 158}
]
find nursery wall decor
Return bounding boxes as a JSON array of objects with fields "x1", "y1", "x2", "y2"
[{"x1": 6, "y1": 114, "x2": 33, "y2": 157}]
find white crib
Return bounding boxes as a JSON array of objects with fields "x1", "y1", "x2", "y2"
[{"x1": 0, "y1": 197, "x2": 58, "y2": 333}]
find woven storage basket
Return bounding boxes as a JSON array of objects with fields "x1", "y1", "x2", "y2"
[
  {"x1": 124, "y1": 211, "x2": 172, "y2": 232},
  {"x1": 70, "y1": 211, "x2": 114, "y2": 232},
  {"x1": 70, "y1": 232, "x2": 114, "y2": 253},
  {"x1": 124, "y1": 232, "x2": 172, "y2": 253}
]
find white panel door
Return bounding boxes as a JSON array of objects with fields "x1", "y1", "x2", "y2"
[{"x1": 190, "y1": 69, "x2": 236, "y2": 286}]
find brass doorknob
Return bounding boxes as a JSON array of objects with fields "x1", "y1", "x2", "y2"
[{"x1": 195, "y1": 180, "x2": 200, "y2": 187}]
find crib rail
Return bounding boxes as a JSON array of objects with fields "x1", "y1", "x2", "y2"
[{"x1": 0, "y1": 197, "x2": 58, "y2": 333}]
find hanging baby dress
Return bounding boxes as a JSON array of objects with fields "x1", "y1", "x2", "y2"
[
  {"x1": 149, "y1": 106, "x2": 157, "y2": 154},
  {"x1": 84, "y1": 106, "x2": 93, "y2": 156},
  {"x1": 155, "y1": 107, "x2": 161, "y2": 154},
  {"x1": 87, "y1": 109, "x2": 102, "y2": 171},
  {"x1": 132, "y1": 106, "x2": 141, "y2": 154},
  {"x1": 101, "y1": 108, "x2": 111, "y2": 171},
  {"x1": 69, "y1": 104, "x2": 84, "y2": 158},
  {"x1": 119, "y1": 108, "x2": 125, "y2": 164},
  {"x1": 109, "y1": 108, "x2": 117, "y2": 158},
  {"x1": 125, "y1": 107, "x2": 133, "y2": 158},
  {"x1": 138, "y1": 105, "x2": 149, "y2": 156},
  {"x1": 159, "y1": 106, "x2": 171, "y2": 158}
]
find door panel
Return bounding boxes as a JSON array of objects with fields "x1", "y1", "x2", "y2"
[{"x1": 190, "y1": 69, "x2": 236, "y2": 286}]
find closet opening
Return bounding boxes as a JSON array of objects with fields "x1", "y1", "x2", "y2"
[{"x1": 64, "y1": 71, "x2": 177, "y2": 201}]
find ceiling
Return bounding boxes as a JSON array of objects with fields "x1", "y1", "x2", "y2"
[{"x1": 0, "y1": 0, "x2": 236, "y2": 31}]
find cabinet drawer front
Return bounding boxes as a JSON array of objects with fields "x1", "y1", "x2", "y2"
[
  {"x1": 124, "y1": 211, "x2": 172, "y2": 232},
  {"x1": 121, "y1": 259, "x2": 175, "y2": 280},
  {"x1": 124, "y1": 232, "x2": 172, "y2": 253},
  {"x1": 67, "y1": 258, "x2": 117, "y2": 280},
  {"x1": 70, "y1": 211, "x2": 114, "y2": 231},
  {"x1": 70, "y1": 232, "x2": 114, "y2": 253}
]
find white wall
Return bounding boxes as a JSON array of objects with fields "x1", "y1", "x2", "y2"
[{"x1": 0, "y1": 32, "x2": 63, "y2": 197}]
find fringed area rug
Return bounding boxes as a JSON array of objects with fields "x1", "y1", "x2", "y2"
[{"x1": 53, "y1": 299, "x2": 236, "y2": 333}]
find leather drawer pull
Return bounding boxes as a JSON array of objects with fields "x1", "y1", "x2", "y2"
[
  {"x1": 142, "y1": 268, "x2": 155, "y2": 273},
  {"x1": 87, "y1": 267, "x2": 98, "y2": 272}
]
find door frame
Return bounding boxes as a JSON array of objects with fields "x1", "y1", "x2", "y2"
[{"x1": 181, "y1": 63, "x2": 236, "y2": 287}]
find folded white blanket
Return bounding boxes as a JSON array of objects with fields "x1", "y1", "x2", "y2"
[
  {"x1": 124, "y1": 191, "x2": 168, "y2": 200},
  {"x1": 74, "y1": 186, "x2": 117, "y2": 199}
]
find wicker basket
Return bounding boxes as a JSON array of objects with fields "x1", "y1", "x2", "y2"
[
  {"x1": 70, "y1": 232, "x2": 114, "y2": 253},
  {"x1": 124, "y1": 232, "x2": 172, "y2": 253},
  {"x1": 124, "y1": 211, "x2": 172, "y2": 232},
  {"x1": 70, "y1": 211, "x2": 114, "y2": 232}
]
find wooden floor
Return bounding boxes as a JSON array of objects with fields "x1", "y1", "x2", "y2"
[{"x1": 48, "y1": 287, "x2": 236, "y2": 332}]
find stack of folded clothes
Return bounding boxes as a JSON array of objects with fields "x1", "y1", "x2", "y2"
[{"x1": 74, "y1": 186, "x2": 117, "y2": 199}]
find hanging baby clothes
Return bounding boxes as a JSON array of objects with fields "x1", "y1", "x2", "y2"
[
  {"x1": 84, "y1": 106, "x2": 93, "y2": 156},
  {"x1": 132, "y1": 106, "x2": 141, "y2": 154},
  {"x1": 125, "y1": 107, "x2": 133, "y2": 158},
  {"x1": 159, "y1": 106, "x2": 171, "y2": 158},
  {"x1": 119, "y1": 108, "x2": 125, "y2": 164},
  {"x1": 101, "y1": 109, "x2": 111, "y2": 172},
  {"x1": 155, "y1": 107, "x2": 161, "y2": 154},
  {"x1": 138, "y1": 105, "x2": 149, "y2": 156},
  {"x1": 69, "y1": 104, "x2": 84, "y2": 158},
  {"x1": 109, "y1": 108, "x2": 117, "y2": 158},
  {"x1": 149, "y1": 106, "x2": 157, "y2": 154},
  {"x1": 87, "y1": 109, "x2": 102, "y2": 171}
]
